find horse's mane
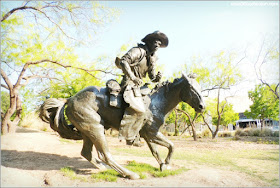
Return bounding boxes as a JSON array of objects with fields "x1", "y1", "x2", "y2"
[{"x1": 151, "y1": 78, "x2": 183, "y2": 95}]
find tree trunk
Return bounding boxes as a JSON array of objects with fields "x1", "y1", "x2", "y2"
[
  {"x1": 212, "y1": 116, "x2": 221, "y2": 139},
  {"x1": 202, "y1": 114, "x2": 215, "y2": 138},
  {"x1": 212, "y1": 88, "x2": 221, "y2": 139},
  {"x1": 1, "y1": 109, "x2": 16, "y2": 134},
  {"x1": 260, "y1": 119, "x2": 264, "y2": 130},
  {"x1": 174, "y1": 110, "x2": 179, "y2": 136},
  {"x1": 190, "y1": 123, "x2": 197, "y2": 141},
  {"x1": 1, "y1": 90, "x2": 21, "y2": 134}
]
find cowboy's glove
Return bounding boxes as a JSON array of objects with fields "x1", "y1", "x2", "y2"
[
  {"x1": 153, "y1": 71, "x2": 162, "y2": 82},
  {"x1": 133, "y1": 77, "x2": 143, "y2": 86}
]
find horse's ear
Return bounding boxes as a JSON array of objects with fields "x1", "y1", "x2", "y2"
[
  {"x1": 182, "y1": 72, "x2": 197, "y2": 80},
  {"x1": 182, "y1": 72, "x2": 190, "y2": 83},
  {"x1": 188, "y1": 73, "x2": 198, "y2": 79}
]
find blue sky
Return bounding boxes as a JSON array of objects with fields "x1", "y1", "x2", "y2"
[{"x1": 81, "y1": 1, "x2": 279, "y2": 79}]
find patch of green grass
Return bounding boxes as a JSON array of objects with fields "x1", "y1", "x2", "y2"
[
  {"x1": 61, "y1": 167, "x2": 75, "y2": 176},
  {"x1": 60, "y1": 166, "x2": 87, "y2": 182},
  {"x1": 91, "y1": 169, "x2": 120, "y2": 182},
  {"x1": 90, "y1": 161, "x2": 188, "y2": 182},
  {"x1": 127, "y1": 160, "x2": 188, "y2": 178},
  {"x1": 60, "y1": 167, "x2": 77, "y2": 180}
]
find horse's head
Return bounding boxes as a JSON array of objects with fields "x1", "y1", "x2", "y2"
[{"x1": 180, "y1": 73, "x2": 205, "y2": 113}]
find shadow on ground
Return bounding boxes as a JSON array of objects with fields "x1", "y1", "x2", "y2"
[{"x1": 1, "y1": 150, "x2": 96, "y2": 171}]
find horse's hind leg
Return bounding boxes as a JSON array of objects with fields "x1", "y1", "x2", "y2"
[
  {"x1": 81, "y1": 134, "x2": 107, "y2": 170},
  {"x1": 87, "y1": 124, "x2": 140, "y2": 180}
]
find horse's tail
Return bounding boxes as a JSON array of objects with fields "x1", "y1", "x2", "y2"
[{"x1": 39, "y1": 98, "x2": 83, "y2": 140}]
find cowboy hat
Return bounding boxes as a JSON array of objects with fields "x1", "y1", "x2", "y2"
[{"x1": 141, "y1": 31, "x2": 169, "y2": 47}]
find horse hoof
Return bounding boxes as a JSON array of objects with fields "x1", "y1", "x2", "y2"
[
  {"x1": 160, "y1": 163, "x2": 171, "y2": 171},
  {"x1": 127, "y1": 172, "x2": 140, "y2": 180}
]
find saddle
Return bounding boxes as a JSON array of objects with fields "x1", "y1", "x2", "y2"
[{"x1": 106, "y1": 79, "x2": 151, "y2": 109}]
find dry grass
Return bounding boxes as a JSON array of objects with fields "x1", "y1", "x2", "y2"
[
  {"x1": 19, "y1": 112, "x2": 52, "y2": 132},
  {"x1": 112, "y1": 137, "x2": 279, "y2": 187}
]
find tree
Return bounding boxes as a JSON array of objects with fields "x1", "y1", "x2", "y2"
[
  {"x1": 181, "y1": 51, "x2": 244, "y2": 138},
  {"x1": 1, "y1": 91, "x2": 10, "y2": 118},
  {"x1": 1, "y1": 1, "x2": 119, "y2": 134},
  {"x1": 176, "y1": 102, "x2": 200, "y2": 141},
  {"x1": 244, "y1": 84, "x2": 279, "y2": 129},
  {"x1": 252, "y1": 38, "x2": 279, "y2": 99},
  {"x1": 204, "y1": 98, "x2": 238, "y2": 136}
]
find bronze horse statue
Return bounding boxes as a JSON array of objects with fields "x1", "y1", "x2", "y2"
[{"x1": 39, "y1": 73, "x2": 205, "y2": 179}]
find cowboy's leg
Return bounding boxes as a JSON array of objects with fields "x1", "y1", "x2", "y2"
[{"x1": 119, "y1": 107, "x2": 145, "y2": 144}]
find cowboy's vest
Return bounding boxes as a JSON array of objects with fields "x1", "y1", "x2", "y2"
[{"x1": 118, "y1": 44, "x2": 158, "y2": 87}]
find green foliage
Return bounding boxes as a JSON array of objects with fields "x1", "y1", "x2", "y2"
[
  {"x1": 41, "y1": 65, "x2": 104, "y2": 99},
  {"x1": 1, "y1": 1, "x2": 120, "y2": 114},
  {"x1": 1, "y1": 91, "x2": 9, "y2": 114},
  {"x1": 165, "y1": 110, "x2": 176, "y2": 125},
  {"x1": 206, "y1": 98, "x2": 239, "y2": 126},
  {"x1": 181, "y1": 51, "x2": 242, "y2": 90},
  {"x1": 176, "y1": 51, "x2": 242, "y2": 131},
  {"x1": 244, "y1": 84, "x2": 279, "y2": 121}
]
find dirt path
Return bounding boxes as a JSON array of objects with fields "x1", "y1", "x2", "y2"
[{"x1": 1, "y1": 127, "x2": 272, "y2": 187}]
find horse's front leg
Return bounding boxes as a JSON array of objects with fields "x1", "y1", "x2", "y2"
[
  {"x1": 152, "y1": 132, "x2": 174, "y2": 170},
  {"x1": 142, "y1": 133, "x2": 164, "y2": 165},
  {"x1": 141, "y1": 129, "x2": 174, "y2": 171}
]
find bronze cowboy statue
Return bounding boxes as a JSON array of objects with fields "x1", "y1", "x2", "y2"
[
  {"x1": 111, "y1": 31, "x2": 168, "y2": 145},
  {"x1": 40, "y1": 31, "x2": 205, "y2": 180}
]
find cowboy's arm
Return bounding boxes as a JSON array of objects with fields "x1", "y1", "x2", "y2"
[
  {"x1": 148, "y1": 58, "x2": 162, "y2": 83},
  {"x1": 120, "y1": 48, "x2": 143, "y2": 85}
]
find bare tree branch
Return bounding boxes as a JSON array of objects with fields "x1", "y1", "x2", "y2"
[
  {"x1": 201, "y1": 114, "x2": 214, "y2": 134},
  {"x1": 1, "y1": 5, "x2": 41, "y2": 22},
  {"x1": 20, "y1": 75, "x2": 62, "y2": 87},
  {"x1": 1, "y1": 84, "x2": 9, "y2": 90},
  {"x1": 0, "y1": 68, "x2": 13, "y2": 90},
  {"x1": 202, "y1": 85, "x2": 230, "y2": 97},
  {"x1": 1, "y1": 3, "x2": 77, "y2": 41},
  {"x1": 261, "y1": 80, "x2": 279, "y2": 99}
]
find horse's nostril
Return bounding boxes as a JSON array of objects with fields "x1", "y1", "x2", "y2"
[{"x1": 199, "y1": 104, "x2": 203, "y2": 109}]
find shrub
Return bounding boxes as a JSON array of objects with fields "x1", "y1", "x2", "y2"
[
  {"x1": 19, "y1": 112, "x2": 51, "y2": 131},
  {"x1": 260, "y1": 128, "x2": 273, "y2": 137},
  {"x1": 232, "y1": 135, "x2": 241, "y2": 140},
  {"x1": 201, "y1": 128, "x2": 212, "y2": 138},
  {"x1": 235, "y1": 129, "x2": 243, "y2": 136},
  {"x1": 243, "y1": 128, "x2": 253, "y2": 136},
  {"x1": 218, "y1": 131, "x2": 233, "y2": 137},
  {"x1": 273, "y1": 131, "x2": 279, "y2": 137},
  {"x1": 235, "y1": 128, "x2": 277, "y2": 137},
  {"x1": 196, "y1": 132, "x2": 202, "y2": 138},
  {"x1": 235, "y1": 129, "x2": 248, "y2": 136},
  {"x1": 252, "y1": 128, "x2": 261, "y2": 136}
]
